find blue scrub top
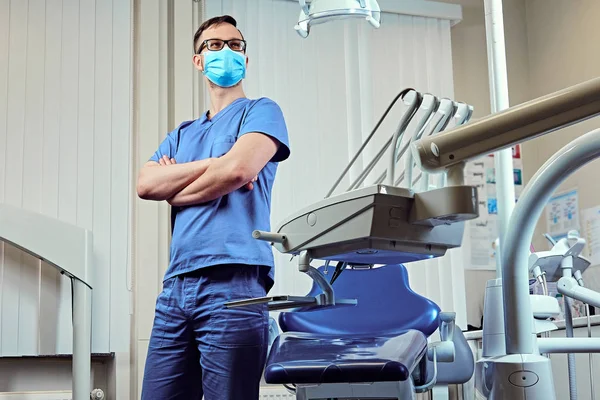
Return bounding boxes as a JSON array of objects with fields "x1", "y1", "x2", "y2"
[{"x1": 149, "y1": 97, "x2": 291, "y2": 290}]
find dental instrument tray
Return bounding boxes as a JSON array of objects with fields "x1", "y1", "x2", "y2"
[{"x1": 255, "y1": 183, "x2": 478, "y2": 264}]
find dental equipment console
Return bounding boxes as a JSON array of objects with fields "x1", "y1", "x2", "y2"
[{"x1": 227, "y1": 88, "x2": 478, "y2": 313}]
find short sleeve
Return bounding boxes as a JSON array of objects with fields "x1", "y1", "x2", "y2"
[
  {"x1": 149, "y1": 122, "x2": 188, "y2": 162},
  {"x1": 239, "y1": 98, "x2": 291, "y2": 163}
]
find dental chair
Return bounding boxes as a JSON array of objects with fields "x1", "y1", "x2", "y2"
[{"x1": 264, "y1": 264, "x2": 475, "y2": 399}]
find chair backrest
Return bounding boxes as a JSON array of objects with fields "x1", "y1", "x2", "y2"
[{"x1": 279, "y1": 264, "x2": 441, "y2": 337}]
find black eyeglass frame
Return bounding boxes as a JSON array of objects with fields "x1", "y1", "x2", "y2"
[{"x1": 196, "y1": 38, "x2": 247, "y2": 54}]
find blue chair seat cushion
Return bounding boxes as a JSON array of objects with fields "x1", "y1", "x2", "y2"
[{"x1": 264, "y1": 330, "x2": 428, "y2": 384}]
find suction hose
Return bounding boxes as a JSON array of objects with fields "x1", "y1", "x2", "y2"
[{"x1": 564, "y1": 295, "x2": 578, "y2": 400}]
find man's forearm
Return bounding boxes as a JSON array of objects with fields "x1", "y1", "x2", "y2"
[
  {"x1": 167, "y1": 159, "x2": 249, "y2": 207},
  {"x1": 137, "y1": 158, "x2": 213, "y2": 201}
]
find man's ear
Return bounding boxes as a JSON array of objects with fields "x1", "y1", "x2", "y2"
[{"x1": 193, "y1": 54, "x2": 204, "y2": 72}]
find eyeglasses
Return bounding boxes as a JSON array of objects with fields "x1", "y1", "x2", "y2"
[{"x1": 197, "y1": 39, "x2": 247, "y2": 54}]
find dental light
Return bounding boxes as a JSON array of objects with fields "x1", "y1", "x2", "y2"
[{"x1": 295, "y1": 0, "x2": 381, "y2": 38}]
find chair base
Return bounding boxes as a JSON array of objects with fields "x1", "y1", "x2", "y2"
[{"x1": 295, "y1": 381, "x2": 416, "y2": 400}]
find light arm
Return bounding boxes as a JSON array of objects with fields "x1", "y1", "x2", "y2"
[
  {"x1": 412, "y1": 76, "x2": 600, "y2": 173},
  {"x1": 136, "y1": 157, "x2": 213, "y2": 201},
  {"x1": 168, "y1": 132, "x2": 279, "y2": 207}
]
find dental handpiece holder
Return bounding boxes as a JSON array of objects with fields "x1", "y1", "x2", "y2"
[
  {"x1": 529, "y1": 231, "x2": 590, "y2": 283},
  {"x1": 529, "y1": 231, "x2": 600, "y2": 307},
  {"x1": 528, "y1": 232, "x2": 588, "y2": 333},
  {"x1": 547, "y1": 232, "x2": 600, "y2": 309}
]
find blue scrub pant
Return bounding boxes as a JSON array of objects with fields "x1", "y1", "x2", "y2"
[{"x1": 141, "y1": 264, "x2": 269, "y2": 400}]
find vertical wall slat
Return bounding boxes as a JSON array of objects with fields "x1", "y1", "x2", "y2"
[
  {"x1": 155, "y1": 1, "x2": 170, "y2": 290},
  {"x1": 0, "y1": 0, "x2": 11, "y2": 354},
  {"x1": 54, "y1": 0, "x2": 80, "y2": 354},
  {"x1": 343, "y1": 23, "x2": 364, "y2": 186},
  {"x1": 173, "y1": 0, "x2": 194, "y2": 125},
  {"x1": 77, "y1": 0, "x2": 95, "y2": 233},
  {"x1": 57, "y1": 0, "x2": 79, "y2": 225},
  {"x1": 40, "y1": 0, "x2": 62, "y2": 219},
  {"x1": 0, "y1": 0, "x2": 9, "y2": 203},
  {"x1": 191, "y1": 1, "x2": 204, "y2": 120},
  {"x1": 136, "y1": 0, "x2": 162, "y2": 341},
  {"x1": 156, "y1": 0, "x2": 170, "y2": 283},
  {"x1": 1, "y1": 0, "x2": 28, "y2": 357},
  {"x1": 91, "y1": 0, "x2": 114, "y2": 353},
  {"x1": 38, "y1": 0, "x2": 63, "y2": 355},
  {"x1": 110, "y1": 0, "x2": 132, "y2": 352},
  {"x1": 38, "y1": 262, "x2": 60, "y2": 354},
  {"x1": 18, "y1": 0, "x2": 47, "y2": 356}
]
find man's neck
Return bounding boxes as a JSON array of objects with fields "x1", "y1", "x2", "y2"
[{"x1": 207, "y1": 84, "x2": 246, "y2": 119}]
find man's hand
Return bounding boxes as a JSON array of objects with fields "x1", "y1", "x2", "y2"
[
  {"x1": 244, "y1": 175, "x2": 258, "y2": 191},
  {"x1": 159, "y1": 155, "x2": 177, "y2": 166}
]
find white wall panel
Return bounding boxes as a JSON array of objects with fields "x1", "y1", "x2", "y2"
[{"x1": 0, "y1": 0, "x2": 132, "y2": 357}]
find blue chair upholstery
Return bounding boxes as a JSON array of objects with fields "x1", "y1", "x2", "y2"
[
  {"x1": 279, "y1": 264, "x2": 441, "y2": 336},
  {"x1": 265, "y1": 264, "x2": 442, "y2": 385},
  {"x1": 267, "y1": 330, "x2": 427, "y2": 384}
]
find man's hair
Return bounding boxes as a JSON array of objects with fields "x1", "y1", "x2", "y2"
[{"x1": 193, "y1": 15, "x2": 244, "y2": 53}]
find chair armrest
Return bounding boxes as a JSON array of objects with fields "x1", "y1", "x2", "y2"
[
  {"x1": 427, "y1": 340, "x2": 455, "y2": 363},
  {"x1": 439, "y1": 312, "x2": 456, "y2": 342},
  {"x1": 422, "y1": 323, "x2": 475, "y2": 386},
  {"x1": 427, "y1": 312, "x2": 457, "y2": 362}
]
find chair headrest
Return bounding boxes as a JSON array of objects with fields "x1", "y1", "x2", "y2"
[{"x1": 279, "y1": 264, "x2": 441, "y2": 337}]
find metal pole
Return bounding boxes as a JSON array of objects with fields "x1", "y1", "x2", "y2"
[
  {"x1": 72, "y1": 278, "x2": 92, "y2": 400},
  {"x1": 538, "y1": 338, "x2": 600, "y2": 354},
  {"x1": 502, "y1": 128, "x2": 600, "y2": 354},
  {"x1": 484, "y1": 0, "x2": 515, "y2": 278}
]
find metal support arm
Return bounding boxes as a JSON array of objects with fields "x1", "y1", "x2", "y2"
[
  {"x1": 538, "y1": 338, "x2": 600, "y2": 354},
  {"x1": 557, "y1": 277, "x2": 600, "y2": 309},
  {"x1": 72, "y1": 279, "x2": 93, "y2": 400},
  {"x1": 226, "y1": 251, "x2": 357, "y2": 311}
]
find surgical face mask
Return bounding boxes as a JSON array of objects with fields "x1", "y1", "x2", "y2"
[{"x1": 202, "y1": 47, "x2": 247, "y2": 88}]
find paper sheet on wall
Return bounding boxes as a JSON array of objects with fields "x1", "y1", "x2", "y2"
[
  {"x1": 544, "y1": 189, "x2": 580, "y2": 241},
  {"x1": 465, "y1": 145, "x2": 523, "y2": 270},
  {"x1": 582, "y1": 206, "x2": 600, "y2": 267}
]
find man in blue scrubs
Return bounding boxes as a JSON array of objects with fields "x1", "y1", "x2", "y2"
[{"x1": 137, "y1": 15, "x2": 291, "y2": 400}]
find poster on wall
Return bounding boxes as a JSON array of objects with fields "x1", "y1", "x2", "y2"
[
  {"x1": 580, "y1": 205, "x2": 600, "y2": 266},
  {"x1": 544, "y1": 188, "x2": 580, "y2": 242},
  {"x1": 465, "y1": 145, "x2": 524, "y2": 270}
]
